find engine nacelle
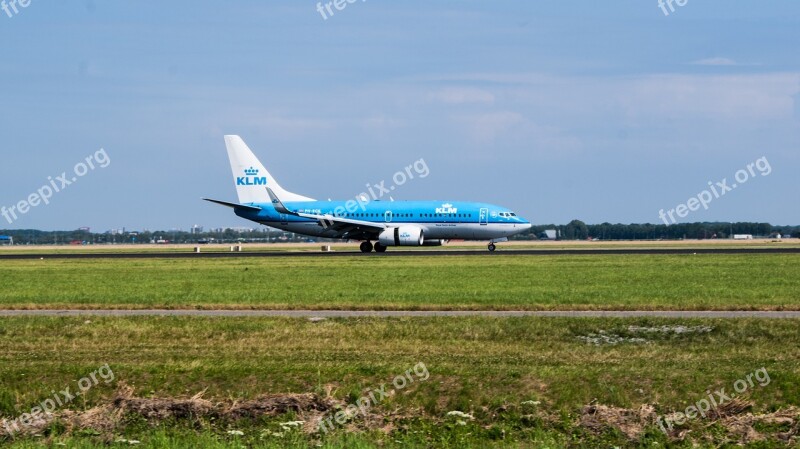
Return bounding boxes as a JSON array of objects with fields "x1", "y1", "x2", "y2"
[{"x1": 378, "y1": 226, "x2": 424, "y2": 246}]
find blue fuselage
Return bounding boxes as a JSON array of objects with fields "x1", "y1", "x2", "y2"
[{"x1": 236, "y1": 200, "x2": 531, "y2": 241}]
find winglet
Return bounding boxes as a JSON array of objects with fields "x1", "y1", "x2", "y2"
[{"x1": 266, "y1": 187, "x2": 295, "y2": 215}]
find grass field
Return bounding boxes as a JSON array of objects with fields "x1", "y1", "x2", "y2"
[
  {"x1": 0, "y1": 254, "x2": 798, "y2": 310},
  {"x1": 1, "y1": 316, "x2": 799, "y2": 448},
  {"x1": 2, "y1": 250, "x2": 799, "y2": 447}
]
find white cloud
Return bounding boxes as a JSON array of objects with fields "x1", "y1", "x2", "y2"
[
  {"x1": 691, "y1": 57, "x2": 738, "y2": 66},
  {"x1": 360, "y1": 114, "x2": 404, "y2": 129},
  {"x1": 428, "y1": 71, "x2": 800, "y2": 122},
  {"x1": 454, "y1": 111, "x2": 524, "y2": 143},
  {"x1": 451, "y1": 111, "x2": 582, "y2": 155},
  {"x1": 620, "y1": 73, "x2": 800, "y2": 120},
  {"x1": 257, "y1": 115, "x2": 335, "y2": 133},
  {"x1": 429, "y1": 87, "x2": 495, "y2": 104}
]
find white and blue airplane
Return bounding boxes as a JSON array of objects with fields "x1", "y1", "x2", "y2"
[{"x1": 204, "y1": 135, "x2": 532, "y2": 252}]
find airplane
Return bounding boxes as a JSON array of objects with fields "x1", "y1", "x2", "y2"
[{"x1": 204, "y1": 135, "x2": 532, "y2": 252}]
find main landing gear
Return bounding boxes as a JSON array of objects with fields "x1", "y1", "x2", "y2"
[
  {"x1": 360, "y1": 241, "x2": 387, "y2": 253},
  {"x1": 488, "y1": 243, "x2": 496, "y2": 252}
]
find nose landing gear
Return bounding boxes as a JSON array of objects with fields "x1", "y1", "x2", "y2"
[{"x1": 487, "y1": 237, "x2": 507, "y2": 252}]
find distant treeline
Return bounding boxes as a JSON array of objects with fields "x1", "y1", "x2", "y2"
[
  {"x1": 518, "y1": 220, "x2": 795, "y2": 241},
  {"x1": 0, "y1": 229, "x2": 311, "y2": 245},
  {"x1": 0, "y1": 221, "x2": 797, "y2": 245}
]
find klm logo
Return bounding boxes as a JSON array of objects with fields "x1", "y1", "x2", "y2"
[
  {"x1": 435, "y1": 203, "x2": 458, "y2": 214},
  {"x1": 237, "y1": 167, "x2": 267, "y2": 186}
]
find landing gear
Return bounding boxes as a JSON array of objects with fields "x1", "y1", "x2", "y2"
[
  {"x1": 359, "y1": 241, "x2": 374, "y2": 253},
  {"x1": 374, "y1": 242, "x2": 387, "y2": 253},
  {"x1": 488, "y1": 243, "x2": 496, "y2": 252}
]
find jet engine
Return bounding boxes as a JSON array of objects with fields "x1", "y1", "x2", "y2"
[{"x1": 378, "y1": 226, "x2": 424, "y2": 246}]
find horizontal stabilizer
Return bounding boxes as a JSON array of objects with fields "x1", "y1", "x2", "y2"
[{"x1": 202, "y1": 198, "x2": 262, "y2": 211}]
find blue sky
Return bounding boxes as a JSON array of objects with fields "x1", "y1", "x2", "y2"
[{"x1": 0, "y1": 1, "x2": 798, "y2": 231}]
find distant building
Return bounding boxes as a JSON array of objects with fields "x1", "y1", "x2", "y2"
[
  {"x1": 0, "y1": 235, "x2": 13, "y2": 245},
  {"x1": 227, "y1": 227, "x2": 255, "y2": 233},
  {"x1": 733, "y1": 234, "x2": 754, "y2": 240}
]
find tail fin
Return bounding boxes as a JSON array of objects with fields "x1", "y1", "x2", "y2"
[{"x1": 224, "y1": 135, "x2": 314, "y2": 203}]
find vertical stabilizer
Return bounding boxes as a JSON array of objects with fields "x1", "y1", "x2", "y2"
[{"x1": 224, "y1": 135, "x2": 314, "y2": 203}]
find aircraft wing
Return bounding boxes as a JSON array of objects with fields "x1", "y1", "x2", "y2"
[
  {"x1": 297, "y1": 211, "x2": 387, "y2": 232},
  {"x1": 266, "y1": 188, "x2": 387, "y2": 238}
]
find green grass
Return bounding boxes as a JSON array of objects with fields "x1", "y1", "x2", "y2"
[
  {"x1": 2, "y1": 430, "x2": 570, "y2": 449},
  {"x1": 0, "y1": 316, "x2": 798, "y2": 448},
  {"x1": 0, "y1": 254, "x2": 798, "y2": 310},
  {"x1": 2, "y1": 253, "x2": 799, "y2": 447}
]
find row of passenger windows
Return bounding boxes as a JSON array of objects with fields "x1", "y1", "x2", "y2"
[{"x1": 331, "y1": 212, "x2": 474, "y2": 218}]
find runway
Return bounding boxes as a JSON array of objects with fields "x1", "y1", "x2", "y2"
[
  {"x1": 1, "y1": 247, "x2": 799, "y2": 259},
  {"x1": 1, "y1": 310, "x2": 798, "y2": 318}
]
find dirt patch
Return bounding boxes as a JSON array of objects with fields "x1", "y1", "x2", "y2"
[
  {"x1": 580, "y1": 403, "x2": 657, "y2": 440},
  {"x1": 0, "y1": 383, "x2": 343, "y2": 440},
  {"x1": 714, "y1": 405, "x2": 799, "y2": 444},
  {"x1": 580, "y1": 399, "x2": 799, "y2": 444},
  {"x1": 227, "y1": 393, "x2": 332, "y2": 420},
  {"x1": 2, "y1": 385, "x2": 797, "y2": 445}
]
